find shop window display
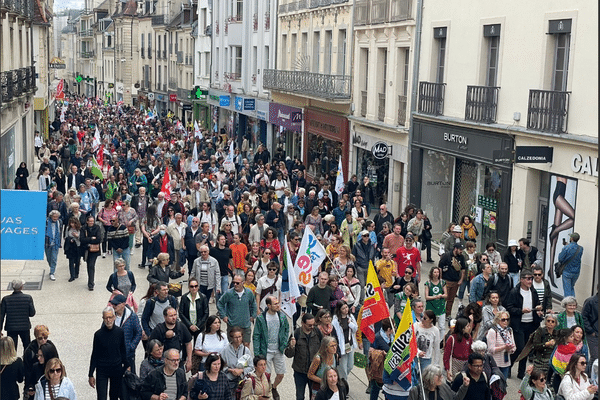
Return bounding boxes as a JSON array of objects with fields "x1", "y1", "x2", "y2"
[
  {"x1": 355, "y1": 147, "x2": 389, "y2": 206},
  {"x1": 307, "y1": 133, "x2": 342, "y2": 179}
]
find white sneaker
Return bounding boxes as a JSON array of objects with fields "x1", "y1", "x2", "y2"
[{"x1": 49, "y1": 274, "x2": 56, "y2": 281}]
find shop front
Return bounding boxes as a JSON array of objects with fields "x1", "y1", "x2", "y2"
[
  {"x1": 155, "y1": 93, "x2": 168, "y2": 116},
  {"x1": 193, "y1": 99, "x2": 210, "y2": 130},
  {"x1": 509, "y1": 137, "x2": 597, "y2": 299},
  {"x1": 269, "y1": 103, "x2": 303, "y2": 163},
  {"x1": 350, "y1": 125, "x2": 409, "y2": 216},
  {"x1": 410, "y1": 118, "x2": 514, "y2": 251},
  {"x1": 304, "y1": 108, "x2": 349, "y2": 181}
]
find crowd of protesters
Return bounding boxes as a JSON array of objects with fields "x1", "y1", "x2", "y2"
[{"x1": 1, "y1": 93, "x2": 597, "y2": 400}]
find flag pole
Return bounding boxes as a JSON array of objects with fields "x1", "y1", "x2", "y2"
[{"x1": 417, "y1": 358, "x2": 426, "y2": 400}]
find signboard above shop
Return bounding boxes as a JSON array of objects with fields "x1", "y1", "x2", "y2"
[
  {"x1": 371, "y1": 142, "x2": 390, "y2": 159},
  {"x1": 515, "y1": 146, "x2": 553, "y2": 163}
]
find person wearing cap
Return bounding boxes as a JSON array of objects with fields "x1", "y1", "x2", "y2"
[
  {"x1": 441, "y1": 224, "x2": 467, "y2": 256},
  {"x1": 351, "y1": 230, "x2": 377, "y2": 299},
  {"x1": 505, "y1": 268, "x2": 543, "y2": 379},
  {"x1": 109, "y1": 294, "x2": 142, "y2": 374},
  {"x1": 504, "y1": 239, "x2": 525, "y2": 287},
  {"x1": 557, "y1": 232, "x2": 583, "y2": 298},
  {"x1": 438, "y1": 243, "x2": 467, "y2": 317}
]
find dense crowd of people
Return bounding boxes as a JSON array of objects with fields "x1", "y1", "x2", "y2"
[{"x1": 1, "y1": 94, "x2": 598, "y2": 400}]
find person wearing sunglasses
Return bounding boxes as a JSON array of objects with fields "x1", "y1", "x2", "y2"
[
  {"x1": 520, "y1": 364, "x2": 553, "y2": 400},
  {"x1": 33, "y1": 358, "x2": 76, "y2": 400},
  {"x1": 485, "y1": 311, "x2": 516, "y2": 379},
  {"x1": 505, "y1": 268, "x2": 543, "y2": 380},
  {"x1": 531, "y1": 265, "x2": 553, "y2": 315},
  {"x1": 179, "y1": 278, "x2": 209, "y2": 344},
  {"x1": 216, "y1": 275, "x2": 257, "y2": 348},
  {"x1": 558, "y1": 354, "x2": 598, "y2": 400}
]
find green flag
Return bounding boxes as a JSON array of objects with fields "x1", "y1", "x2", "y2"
[{"x1": 91, "y1": 156, "x2": 103, "y2": 180}]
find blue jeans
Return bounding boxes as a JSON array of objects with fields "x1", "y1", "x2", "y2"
[
  {"x1": 216, "y1": 275, "x2": 229, "y2": 303},
  {"x1": 509, "y1": 272, "x2": 520, "y2": 287},
  {"x1": 113, "y1": 248, "x2": 131, "y2": 271},
  {"x1": 457, "y1": 279, "x2": 470, "y2": 300},
  {"x1": 293, "y1": 371, "x2": 311, "y2": 400},
  {"x1": 498, "y1": 366, "x2": 510, "y2": 380},
  {"x1": 45, "y1": 246, "x2": 59, "y2": 274},
  {"x1": 562, "y1": 271, "x2": 579, "y2": 298}
]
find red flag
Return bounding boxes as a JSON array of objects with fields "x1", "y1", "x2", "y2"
[
  {"x1": 359, "y1": 261, "x2": 390, "y2": 343},
  {"x1": 161, "y1": 166, "x2": 171, "y2": 201},
  {"x1": 97, "y1": 145, "x2": 104, "y2": 168}
]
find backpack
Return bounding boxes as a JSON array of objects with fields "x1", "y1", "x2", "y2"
[{"x1": 235, "y1": 373, "x2": 270, "y2": 400}]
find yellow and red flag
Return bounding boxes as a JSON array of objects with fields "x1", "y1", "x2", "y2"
[
  {"x1": 359, "y1": 260, "x2": 390, "y2": 343},
  {"x1": 384, "y1": 297, "x2": 418, "y2": 389}
]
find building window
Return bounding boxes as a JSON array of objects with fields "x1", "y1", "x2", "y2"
[
  {"x1": 433, "y1": 27, "x2": 447, "y2": 83},
  {"x1": 313, "y1": 31, "x2": 320, "y2": 73},
  {"x1": 234, "y1": 46, "x2": 242, "y2": 77},
  {"x1": 403, "y1": 48, "x2": 409, "y2": 95},
  {"x1": 264, "y1": 46, "x2": 270, "y2": 71},
  {"x1": 324, "y1": 30, "x2": 332, "y2": 74},
  {"x1": 552, "y1": 33, "x2": 570, "y2": 91},
  {"x1": 484, "y1": 24, "x2": 501, "y2": 87},
  {"x1": 302, "y1": 32, "x2": 308, "y2": 69},
  {"x1": 141, "y1": 35, "x2": 145, "y2": 57},
  {"x1": 379, "y1": 48, "x2": 387, "y2": 93},
  {"x1": 236, "y1": 0, "x2": 243, "y2": 20},
  {"x1": 338, "y1": 29, "x2": 347, "y2": 75},
  {"x1": 281, "y1": 35, "x2": 287, "y2": 70},
  {"x1": 291, "y1": 34, "x2": 297, "y2": 69}
]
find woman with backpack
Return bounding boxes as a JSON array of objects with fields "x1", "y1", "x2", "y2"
[
  {"x1": 443, "y1": 317, "x2": 473, "y2": 381},
  {"x1": 520, "y1": 364, "x2": 554, "y2": 400},
  {"x1": 240, "y1": 355, "x2": 273, "y2": 400}
]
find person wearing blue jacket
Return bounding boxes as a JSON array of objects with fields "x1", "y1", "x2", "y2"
[{"x1": 469, "y1": 263, "x2": 493, "y2": 304}]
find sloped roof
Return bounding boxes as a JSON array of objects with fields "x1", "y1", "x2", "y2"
[
  {"x1": 33, "y1": 0, "x2": 52, "y2": 24},
  {"x1": 94, "y1": 0, "x2": 110, "y2": 11}
]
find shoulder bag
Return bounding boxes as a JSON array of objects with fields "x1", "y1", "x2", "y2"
[{"x1": 555, "y1": 245, "x2": 581, "y2": 278}]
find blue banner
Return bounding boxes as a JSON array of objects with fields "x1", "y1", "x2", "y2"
[{"x1": 1, "y1": 190, "x2": 47, "y2": 260}]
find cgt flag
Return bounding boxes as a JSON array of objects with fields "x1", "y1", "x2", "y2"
[
  {"x1": 384, "y1": 297, "x2": 418, "y2": 390},
  {"x1": 161, "y1": 165, "x2": 172, "y2": 200},
  {"x1": 359, "y1": 261, "x2": 390, "y2": 343}
]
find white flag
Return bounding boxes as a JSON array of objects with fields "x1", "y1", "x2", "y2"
[
  {"x1": 194, "y1": 120, "x2": 203, "y2": 139},
  {"x1": 280, "y1": 238, "x2": 301, "y2": 319},
  {"x1": 223, "y1": 141, "x2": 235, "y2": 172},
  {"x1": 335, "y1": 156, "x2": 344, "y2": 195},
  {"x1": 294, "y1": 226, "x2": 328, "y2": 290},
  {"x1": 191, "y1": 141, "x2": 199, "y2": 173},
  {"x1": 92, "y1": 127, "x2": 101, "y2": 152}
]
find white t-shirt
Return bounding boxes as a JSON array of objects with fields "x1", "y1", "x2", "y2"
[
  {"x1": 520, "y1": 287, "x2": 534, "y2": 323},
  {"x1": 255, "y1": 276, "x2": 281, "y2": 310},
  {"x1": 414, "y1": 323, "x2": 441, "y2": 364},
  {"x1": 194, "y1": 332, "x2": 228, "y2": 363}
]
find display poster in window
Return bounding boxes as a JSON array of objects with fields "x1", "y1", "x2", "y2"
[
  {"x1": 488, "y1": 212, "x2": 496, "y2": 230},
  {"x1": 544, "y1": 175, "x2": 578, "y2": 297}
]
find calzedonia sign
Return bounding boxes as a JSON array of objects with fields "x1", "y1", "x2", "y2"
[{"x1": 371, "y1": 142, "x2": 389, "y2": 159}]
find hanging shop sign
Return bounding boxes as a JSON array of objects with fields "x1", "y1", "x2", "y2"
[
  {"x1": 269, "y1": 103, "x2": 302, "y2": 131},
  {"x1": 169, "y1": 94, "x2": 177, "y2": 102},
  {"x1": 371, "y1": 142, "x2": 390, "y2": 159},
  {"x1": 515, "y1": 146, "x2": 554, "y2": 163},
  {"x1": 147, "y1": 92, "x2": 155, "y2": 100},
  {"x1": 219, "y1": 96, "x2": 231, "y2": 107}
]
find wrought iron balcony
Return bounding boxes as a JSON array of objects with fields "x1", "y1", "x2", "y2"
[
  {"x1": 79, "y1": 29, "x2": 94, "y2": 37},
  {"x1": 141, "y1": 47, "x2": 145, "y2": 58},
  {"x1": 354, "y1": 0, "x2": 411, "y2": 25},
  {"x1": 176, "y1": 51, "x2": 183, "y2": 64},
  {"x1": 465, "y1": 85, "x2": 500, "y2": 124},
  {"x1": 17, "y1": 68, "x2": 27, "y2": 94},
  {"x1": 253, "y1": 13, "x2": 258, "y2": 31},
  {"x1": 225, "y1": 72, "x2": 241, "y2": 81},
  {"x1": 152, "y1": 14, "x2": 166, "y2": 25},
  {"x1": 163, "y1": 50, "x2": 167, "y2": 58},
  {"x1": 360, "y1": 90, "x2": 367, "y2": 117},
  {"x1": 309, "y1": 0, "x2": 319, "y2": 8},
  {"x1": 148, "y1": 48, "x2": 152, "y2": 58},
  {"x1": 527, "y1": 89, "x2": 570, "y2": 134},
  {"x1": 1, "y1": 71, "x2": 13, "y2": 104},
  {"x1": 418, "y1": 81, "x2": 445, "y2": 116},
  {"x1": 264, "y1": 69, "x2": 351, "y2": 100},
  {"x1": 378, "y1": 93, "x2": 386, "y2": 121},
  {"x1": 278, "y1": 3, "x2": 287, "y2": 13},
  {"x1": 81, "y1": 51, "x2": 95, "y2": 58},
  {"x1": 264, "y1": 12, "x2": 270, "y2": 30},
  {"x1": 1, "y1": 0, "x2": 33, "y2": 19},
  {"x1": 398, "y1": 94, "x2": 407, "y2": 125}
]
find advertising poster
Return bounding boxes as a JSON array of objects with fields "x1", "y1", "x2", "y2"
[
  {"x1": 1, "y1": 190, "x2": 48, "y2": 260},
  {"x1": 544, "y1": 175, "x2": 578, "y2": 297}
]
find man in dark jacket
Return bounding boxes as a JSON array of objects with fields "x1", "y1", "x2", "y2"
[
  {"x1": 582, "y1": 292, "x2": 598, "y2": 368},
  {"x1": 182, "y1": 217, "x2": 203, "y2": 270},
  {"x1": 141, "y1": 349, "x2": 187, "y2": 400},
  {"x1": 141, "y1": 282, "x2": 179, "y2": 337},
  {"x1": 106, "y1": 217, "x2": 130, "y2": 270},
  {"x1": 484, "y1": 262, "x2": 514, "y2": 307},
  {"x1": 265, "y1": 202, "x2": 286, "y2": 244},
  {"x1": 89, "y1": 307, "x2": 128, "y2": 400},
  {"x1": 284, "y1": 313, "x2": 323, "y2": 400},
  {"x1": 505, "y1": 268, "x2": 542, "y2": 379},
  {"x1": 439, "y1": 244, "x2": 467, "y2": 317},
  {"x1": 149, "y1": 307, "x2": 192, "y2": 372},
  {"x1": 110, "y1": 295, "x2": 143, "y2": 374},
  {"x1": 352, "y1": 230, "x2": 377, "y2": 298},
  {"x1": 178, "y1": 278, "x2": 209, "y2": 343},
  {"x1": 0, "y1": 279, "x2": 36, "y2": 350}
]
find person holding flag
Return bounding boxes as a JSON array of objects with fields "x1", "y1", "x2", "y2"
[
  {"x1": 280, "y1": 236, "x2": 301, "y2": 320},
  {"x1": 359, "y1": 261, "x2": 391, "y2": 344},
  {"x1": 383, "y1": 298, "x2": 418, "y2": 400}
]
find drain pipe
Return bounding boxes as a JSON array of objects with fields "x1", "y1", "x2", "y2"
[{"x1": 407, "y1": 0, "x2": 423, "y2": 206}]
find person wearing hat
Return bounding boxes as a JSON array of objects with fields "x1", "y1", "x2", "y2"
[
  {"x1": 441, "y1": 224, "x2": 467, "y2": 256},
  {"x1": 351, "y1": 230, "x2": 377, "y2": 300},
  {"x1": 505, "y1": 268, "x2": 543, "y2": 379},
  {"x1": 557, "y1": 232, "x2": 583, "y2": 298},
  {"x1": 438, "y1": 243, "x2": 467, "y2": 318},
  {"x1": 503, "y1": 239, "x2": 525, "y2": 287},
  {"x1": 109, "y1": 294, "x2": 142, "y2": 374}
]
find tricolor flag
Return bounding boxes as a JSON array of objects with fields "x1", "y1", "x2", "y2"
[
  {"x1": 294, "y1": 226, "x2": 328, "y2": 290},
  {"x1": 91, "y1": 156, "x2": 103, "y2": 180},
  {"x1": 280, "y1": 238, "x2": 301, "y2": 319},
  {"x1": 194, "y1": 120, "x2": 203, "y2": 139},
  {"x1": 191, "y1": 141, "x2": 199, "y2": 173},
  {"x1": 359, "y1": 261, "x2": 390, "y2": 343},
  {"x1": 334, "y1": 156, "x2": 344, "y2": 195},
  {"x1": 384, "y1": 297, "x2": 418, "y2": 390},
  {"x1": 161, "y1": 166, "x2": 172, "y2": 200}
]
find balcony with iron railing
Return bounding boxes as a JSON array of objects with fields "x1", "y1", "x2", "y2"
[
  {"x1": 168, "y1": 78, "x2": 178, "y2": 90},
  {"x1": 355, "y1": 0, "x2": 411, "y2": 25},
  {"x1": 152, "y1": 14, "x2": 166, "y2": 25},
  {"x1": 418, "y1": 81, "x2": 445, "y2": 116},
  {"x1": 264, "y1": 69, "x2": 351, "y2": 100},
  {"x1": 141, "y1": 47, "x2": 145, "y2": 58},
  {"x1": 79, "y1": 29, "x2": 94, "y2": 37},
  {"x1": 225, "y1": 72, "x2": 242, "y2": 81},
  {"x1": 360, "y1": 90, "x2": 367, "y2": 117},
  {"x1": 148, "y1": 48, "x2": 152, "y2": 58},
  {"x1": 397, "y1": 94, "x2": 407, "y2": 125},
  {"x1": 1, "y1": 0, "x2": 34, "y2": 20},
  {"x1": 264, "y1": 12, "x2": 270, "y2": 30},
  {"x1": 1, "y1": 66, "x2": 35, "y2": 104},
  {"x1": 81, "y1": 50, "x2": 95, "y2": 58},
  {"x1": 378, "y1": 93, "x2": 386, "y2": 121},
  {"x1": 527, "y1": 89, "x2": 570, "y2": 134},
  {"x1": 465, "y1": 85, "x2": 500, "y2": 124}
]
